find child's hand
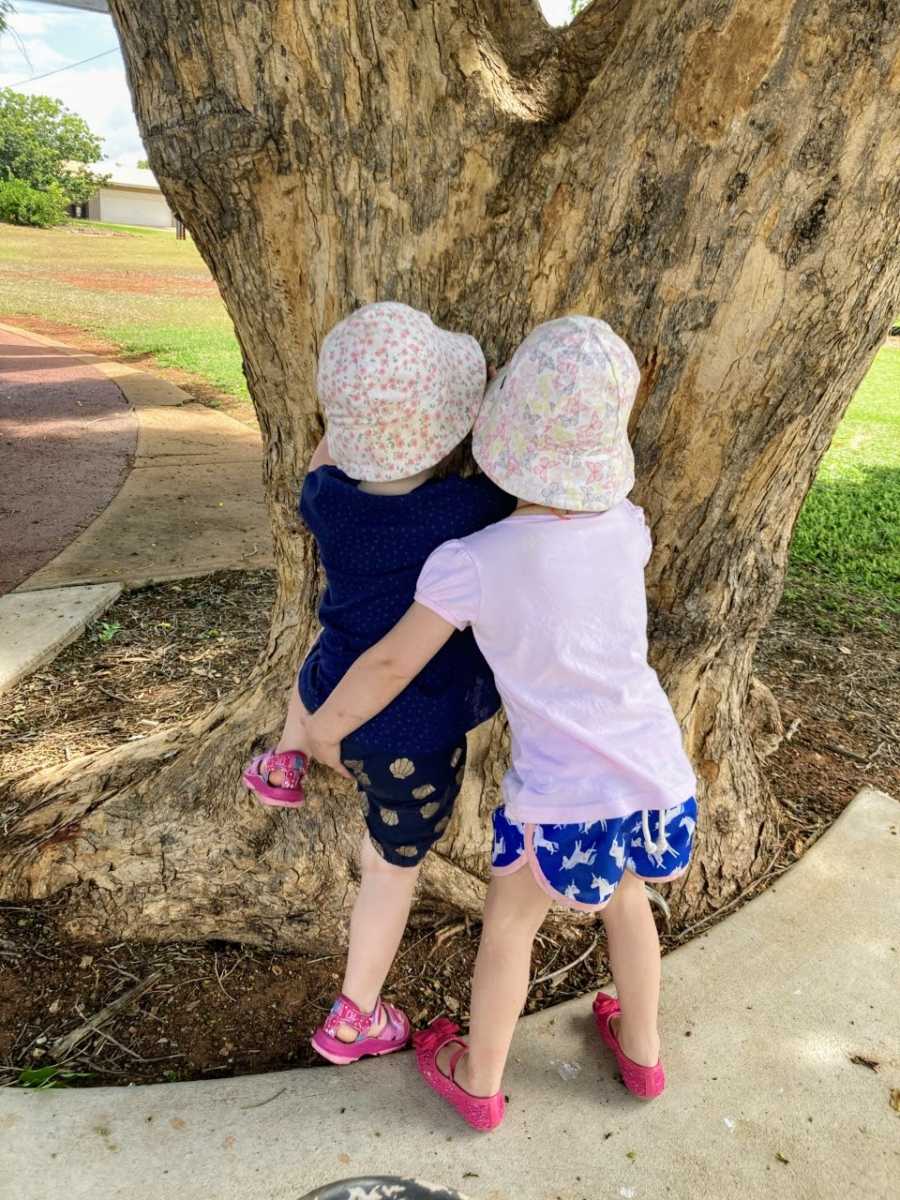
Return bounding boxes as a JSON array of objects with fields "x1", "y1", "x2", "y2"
[{"x1": 304, "y1": 719, "x2": 351, "y2": 779}]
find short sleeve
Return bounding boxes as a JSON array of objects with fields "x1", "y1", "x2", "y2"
[
  {"x1": 298, "y1": 465, "x2": 329, "y2": 532},
  {"x1": 623, "y1": 500, "x2": 652, "y2": 565},
  {"x1": 638, "y1": 511, "x2": 652, "y2": 565},
  {"x1": 415, "y1": 540, "x2": 481, "y2": 630}
]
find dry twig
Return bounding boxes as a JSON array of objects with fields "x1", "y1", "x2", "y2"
[{"x1": 51, "y1": 972, "x2": 162, "y2": 1059}]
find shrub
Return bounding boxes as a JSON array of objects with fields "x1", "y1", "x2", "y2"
[{"x1": 0, "y1": 178, "x2": 68, "y2": 227}]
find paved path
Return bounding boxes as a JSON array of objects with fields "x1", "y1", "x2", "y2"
[
  {"x1": 0, "y1": 324, "x2": 273, "y2": 693},
  {"x1": 0, "y1": 327, "x2": 137, "y2": 595},
  {"x1": 0, "y1": 324, "x2": 273, "y2": 592},
  {"x1": 1, "y1": 787, "x2": 897, "y2": 1200}
]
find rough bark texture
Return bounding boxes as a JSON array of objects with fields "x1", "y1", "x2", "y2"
[{"x1": 2, "y1": 0, "x2": 898, "y2": 949}]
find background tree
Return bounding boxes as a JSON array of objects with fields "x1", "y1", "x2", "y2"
[
  {"x1": 0, "y1": 88, "x2": 107, "y2": 205},
  {"x1": 2, "y1": 0, "x2": 898, "y2": 951},
  {"x1": 136, "y1": 158, "x2": 149, "y2": 169}
]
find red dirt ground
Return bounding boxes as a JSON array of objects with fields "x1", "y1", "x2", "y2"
[{"x1": 53, "y1": 270, "x2": 218, "y2": 298}]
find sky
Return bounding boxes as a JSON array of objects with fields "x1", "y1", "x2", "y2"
[{"x1": 0, "y1": 0, "x2": 574, "y2": 169}]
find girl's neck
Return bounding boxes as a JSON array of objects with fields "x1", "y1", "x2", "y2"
[
  {"x1": 514, "y1": 499, "x2": 575, "y2": 518},
  {"x1": 359, "y1": 467, "x2": 434, "y2": 496}
]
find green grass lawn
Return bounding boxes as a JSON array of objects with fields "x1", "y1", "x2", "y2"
[
  {"x1": 0, "y1": 221, "x2": 248, "y2": 401},
  {"x1": 1, "y1": 221, "x2": 896, "y2": 607},
  {"x1": 789, "y1": 345, "x2": 899, "y2": 611}
]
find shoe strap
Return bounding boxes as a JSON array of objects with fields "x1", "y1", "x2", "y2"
[
  {"x1": 323, "y1": 994, "x2": 380, "y2": 1039},
  {"x1": 448, "y1": 1046, "x2": 467, "y2": 1081},
  {"x1": 261, "y1": 749, "x2": 307, "y2": 790}
]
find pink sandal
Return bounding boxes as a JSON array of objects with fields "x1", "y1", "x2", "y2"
[
  {"x1": 242, "y1": 748, "x2": 308, "y2": 807},
  {"x1": 311, "y1": 994, "x2": 410, "y2": 1065},
  {"x1": 593, "y1": 992, "x2": 666, "y2": 1099},
  {"x1": 413, "y1": 1018, "x2": 505, "y2": 1132}
]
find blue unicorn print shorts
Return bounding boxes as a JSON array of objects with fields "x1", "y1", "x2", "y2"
[{"x1": 491, "y1": 798, "x2": 698, "y2": 912}]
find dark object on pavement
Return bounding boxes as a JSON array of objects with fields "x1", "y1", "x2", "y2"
[{"x1": 299, "y1": 1177, "x2": 468, "y2": 1200}]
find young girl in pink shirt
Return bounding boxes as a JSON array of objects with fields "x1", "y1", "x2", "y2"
[{"x1": 301, "y1": 316, "x2": 697, "y2": 1131}]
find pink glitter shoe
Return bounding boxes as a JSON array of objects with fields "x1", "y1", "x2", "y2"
[
  {"x1": 311, "y1": 994, "x2": 410, "y2": 1065},
  {"x1": 243, "y1": 748, "x2": 308, "y2": 807},
  {"x1": 593, "y1": 992, "x2": 666, "y2": 1099},
  {"x1": 413, "y1": 1018, "x2": 505, "y2": 1132}
]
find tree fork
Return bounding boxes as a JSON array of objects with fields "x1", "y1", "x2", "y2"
[{"x1": 2, "y1": 1, "x2": 898, "y2": 948}]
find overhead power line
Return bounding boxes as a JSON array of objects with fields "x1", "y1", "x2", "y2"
[{"x1": 9, "y1": 45, "x2": 119, "y2": 87}]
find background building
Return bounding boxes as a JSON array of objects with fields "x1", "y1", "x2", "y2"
[{"x1": 81, "y1": 164, "x2": 174, "y2": 229}]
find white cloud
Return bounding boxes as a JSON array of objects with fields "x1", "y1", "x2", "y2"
[
  {"x1": 0, "y1": 33, "x2": 67, "y2": 80},
  {"x1": 6, "y1": 13, "x2": 52, "y2": 37},
  {"x1": 0, "y1": 21, "x2": 145, "y2": 163},
  {"x1": 46, "y1": 63, "x2": 144, "y2": 163},
  {"x1": 539, "y1": 0, "x2": 575, "y2": 26}
]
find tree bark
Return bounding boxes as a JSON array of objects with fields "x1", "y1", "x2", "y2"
[{"x1": 2, "y1": 0, "x2": 898, "y2": 949}]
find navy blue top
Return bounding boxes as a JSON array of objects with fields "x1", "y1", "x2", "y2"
[{"x1": 298, "y1": 466, "x2": 516, "y2": 754}]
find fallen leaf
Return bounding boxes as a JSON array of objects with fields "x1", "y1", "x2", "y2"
[
  {"x1": 775, "y1": 1152, "x2": 789, "y2": 1165},
  {"x1": 626, "y1": 1150, "x2": 637, "y2": 1161},
  {"x1": 890, "y1": 1089, "x2": 900, "y2": 1114},
  {"x1": 337, "y1": 1153, "x2": 350, "y2": 1166},
  {"x1": 849, "y1": 1054, "x2": 880, "y2": 1072}
]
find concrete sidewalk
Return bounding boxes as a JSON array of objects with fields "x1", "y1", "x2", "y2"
[{"x1": 1, "y1": 787, "x2": 897, "y2": 1200}]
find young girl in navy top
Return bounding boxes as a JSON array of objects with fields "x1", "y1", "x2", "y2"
[
  {"x1": 301, "y1": 317, "x2": 697, "y2": 1131},
  {"x1": 243, "y1": 301, "x2": 514, "y2": 1064}
]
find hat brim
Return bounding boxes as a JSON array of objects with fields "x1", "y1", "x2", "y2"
[
  {"x1": 327, "y1": 330, "x2": 486, "y2": 482},
  {"x1": 473, "y1": 440, "x2": 635, "y2": 512},
  {"x1": 473, "y1": 370, "x2": 635, "y2": 511}
]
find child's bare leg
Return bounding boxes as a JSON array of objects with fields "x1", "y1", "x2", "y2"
[
  {"x1": 442, "y1": 867, "x2": 551, "y2": 1097},
  {"x1": 275, "y1": 682, "x2": 308, "y2": 753},
  {"x1": 334, "y1": 833, "x2": 420, "y2": 1042},
  {"x1": 600, "y1": 869, "x2": 661, "y2": 1066},
  {"x1": 259, "y1": 684, "x2": 308, "y2": 787}
]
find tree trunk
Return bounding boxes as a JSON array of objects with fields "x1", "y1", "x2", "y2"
[{"x1": 2, "y1": 0, "x2": 898, "y2": 949}]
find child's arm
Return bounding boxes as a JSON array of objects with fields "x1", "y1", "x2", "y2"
[
  {"x1": 308, "y1": 434, "x2": 335, "y2": 472},
  {"x1": 304, "y1": 602, "x2": 456, "y2": 774}
]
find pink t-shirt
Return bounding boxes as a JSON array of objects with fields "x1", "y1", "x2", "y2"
[{"x1": 415, "y1": 501, "x2": 696, "y2": 824}]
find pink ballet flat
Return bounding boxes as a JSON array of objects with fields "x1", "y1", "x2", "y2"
[
  {"x1": 592, "y1": 992, "x2": 666, "y2": 1099},
  {"x1": 413, "y1": 1018, "x2": 505, "y2": 1132},
  {"x1": 242, "y1": 748, "x2": 308, "y2": 807},
  {"x1": 311, "y1": 994, "x2": 410, "y2": 1065}
]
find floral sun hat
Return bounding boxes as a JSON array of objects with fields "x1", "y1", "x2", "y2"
[
  {"x1": 473, "y1": 315, "x2": 640, "y2": 511},
  {"x1": 317, "y1": 301, "x2": 486, "y2": 482}
]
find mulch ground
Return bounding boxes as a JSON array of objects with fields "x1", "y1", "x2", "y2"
[{"x1": 0, "y1": 568, "x2": 897, "y2": 1089}]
